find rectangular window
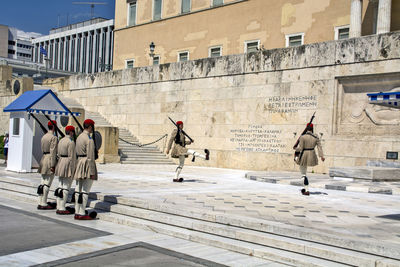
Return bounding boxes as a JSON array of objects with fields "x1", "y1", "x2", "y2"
[
  {"x1": 126, "y1": 59, "x2": 134, "y2": 68},
  {"x1": 8, "y1": 40, "x2": 15, "y2": 45},
  {"x1": 286, "y1": 33, "x2": 304, "y2": 47},
  {"x1": 245, "y1": 40, "x2": 259, "y2": 53},
  {"x1": 153, "y1": 0, "x2": 162, "y2": 20},
  {"x1": 178, "y1": 51, "x2": 189, "y2": 62},
  {"x1": 209, "y1": 46, "x2": 222, "y2": 57},
  {"x1": 153, "y1": 55, "x2": 160, "y2": 65},
  {"x1": 335, "y1": 26, "x2": 350, "y2": 40},
  {"x1": 13, "y1": 118, "x2": 20, "y2": 136},
  {"x1": 181, "y1": 0, "x2": 191, "y2": 13},
  {"x1": 128, "y1": 1, "x2": 137, "y2": 26},
  {"x1": 212, "y1": 0, "x2": 223, "y2": 6}
]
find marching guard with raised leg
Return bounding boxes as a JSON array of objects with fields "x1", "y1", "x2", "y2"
[
  {"x1": 166, "y1": 120, "x2": 210, "y2": 182},
  {"x1": 73, "y1": 119, "x2": 98, "y2": 220},
  {"x1": 54, "y1": 126, "x2": 77, "y2": 215},
  {"x1": 37, "y1": 120, "x2": 58, "y2": 210},
  {"x1": 294, "y1": 123, "x2": 325, "y2": 195}
]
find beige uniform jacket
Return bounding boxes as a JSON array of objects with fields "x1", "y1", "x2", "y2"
[
  {"x1": 38, "y1": 132, "x2": 58, "y2": 175},
  {"x1": 55, "y1": 136, "x2": 76, "y2": 178},
  {"x1": 295, "y1": 131, "x2": 324, "y2": 167},
  {"x1": 167, "y1": 129, "x2": 192, "y2": 158},
  {"x1": 74, "y1": 130, "x2": 97, "y2": 180}
]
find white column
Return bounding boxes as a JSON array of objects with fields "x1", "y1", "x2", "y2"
[
  {"x1": 79, "y1": 34, "x2": 85, "y2": 73},
  {"x1": 109, "y1": 27, "x2": 114, "y2": 69},
  {"x1": 85, "y1": 33, "x2": 91, "y2": 74},
  {"x1": 99, "y1": 29, "x2": 104, "y2": 72},
  {"x1": 63, "y1": 38, "x2": 67, "y2": 70},
  {"x1": 73, "y1": 36, "x2": 78, "y2": 72},
  {"x1": 68, "y1": 37, "x2": 73, "y2": 71},
  {"x1": 52, "y1": 40, "x2": 56, "y2": 69},
  {"x1": 57, "y1": 39, "x2": 61, "y2": 69},
  {"x1": 92, "y1": 31, "x2": 98, "y2": 73},
  {"x1": 377, "y1": 0, "x2": 392, "y2": 34},
  {"x1": 104, "y1": 28, "x2": 110, "y2": 70},
  {"x1": 350, "y1": 0, "x2": 363, "y2": 38}
]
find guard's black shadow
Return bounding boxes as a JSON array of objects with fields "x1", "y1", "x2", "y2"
[
  {"x1": 376, "y1": 214, "x2": 400, "y2": 221},
  {"x1": 183, "y1": 179, "x2": 217, "y2": 184},
  {"x1": 309, "y1": 191, "x2": 328, "y2": 195}
]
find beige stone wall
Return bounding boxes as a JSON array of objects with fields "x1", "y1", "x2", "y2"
[
  {"x1": 0, "y1": 66, "x2": 23, "y2": 135},
  {"x1": 112, "y1": 0, "x2": 396, "y2": 69},
  {"x1": 52, "y1": 32, "x2": 400, "y2": 172}
]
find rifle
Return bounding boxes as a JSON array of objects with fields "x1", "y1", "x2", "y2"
[
  {"x1": 64, "y1": 106, "x2": 84, "y2": 133},
  {"x1": 42, "y1": 113, "x2": 65, "y2": 138},
  {"x1": 30, "y1": 113, "x2": 48, "y2": 134},
  {"x1": 293, "y1": 112, "x2": 316, "y2": 160},
  {"x1": 168, "y1": 116, "x2": 194, "y2": 143}
]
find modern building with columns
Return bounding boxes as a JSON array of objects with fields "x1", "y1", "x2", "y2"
[
  {"x1": 32, "y1": 18, "x2": 114, "y2": 74},
  {"x1": 113, "y1": 0, "x2": 400, "y2": 69}
]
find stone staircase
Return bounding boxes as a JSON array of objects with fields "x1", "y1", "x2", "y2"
[
  {"x1": 1, "y1": 176, "x2": 399, "y2": 267},
  {"x1": 85, "y1": 111, "x2": 173, "y2": 165}
]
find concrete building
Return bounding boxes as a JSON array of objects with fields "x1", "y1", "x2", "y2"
[
  {"x1": 32, "y1": 18, "x2": 114, "y2": 74},
  {"x1": 0, "y1": 25, "x2": 34, "y2": 61},
  {"x1": 113, "y1": 0, "x2": 400, "y2": 69}
]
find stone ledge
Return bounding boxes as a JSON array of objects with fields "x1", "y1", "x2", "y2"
[{"x1": 329, "y1": 167, "x2": 400, "y2": 181}]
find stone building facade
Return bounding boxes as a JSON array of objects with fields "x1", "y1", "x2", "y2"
[
  {"x1": 45, "y1": 31, "x2": 400, "y2": 173},
  {"x1": 32, "y1": 18, "x2": 114, "y2": 74},
  {"x1": 113, "y1": 0, "x2": 400, "y2": 69}
]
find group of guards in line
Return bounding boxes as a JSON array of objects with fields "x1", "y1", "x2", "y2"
[
  {"x1": 35, "y1": 118, "x2": 324, "y2": 221},
  {"x1": 37, "y1": 119, "x2": 98, "y2": 220}
]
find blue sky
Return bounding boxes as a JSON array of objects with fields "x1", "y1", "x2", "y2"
[{"x1": 0, "y1": 0, "x2": 115, "y2": 36}]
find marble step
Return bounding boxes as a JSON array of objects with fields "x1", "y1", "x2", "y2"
[
  {"x1": 329, "y1": 167, "x2": 400, "y2": 181},
  {"x1": 89, "y1": 200, "x2": 383, "y2": 267},
  {"x1": 95, "y1": 211, "x2": 351, "y2": 267},
  {"x1": 120, "y1": 154, "x2": 168, "y2": 159},
  {"x1": 1, "y1": 177, "x2": 399, "y2": 262},
  {"x1": 0, "y1": 185, "x2": 363, "y2": 267}
]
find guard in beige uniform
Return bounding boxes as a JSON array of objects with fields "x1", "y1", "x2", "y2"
[
  {"x1": 73, "y1": 119, "x2": 97, "y2": 220},
  {"x1": 54, "y1": 126, "x2": 76, "y2": 215},
  {"x1": 166, "y1": 121, "x2": 210, "y2": 182},
  {"x1": 295, "y1": 123, "x2": 325, "y2": 195},
  {"x1": 37, "y1": 120, "x2": 58, "y2": 209}
]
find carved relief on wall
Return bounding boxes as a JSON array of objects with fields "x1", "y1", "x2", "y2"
[{"x1": 336, "y1": 74, "x2": 400, "y2": 136}]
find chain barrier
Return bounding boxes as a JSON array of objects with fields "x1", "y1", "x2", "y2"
[{"x1": 119, "y1": 134, "x2": 168, "y2": 148}]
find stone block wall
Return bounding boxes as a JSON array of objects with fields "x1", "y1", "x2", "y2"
[{"x1": 56, "y1": 32, "x2": 400, "y2": 172}]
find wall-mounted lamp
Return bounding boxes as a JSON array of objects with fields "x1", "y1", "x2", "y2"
[{"x1": 149, "y1": 42, "x2": 155, "y2": 58}]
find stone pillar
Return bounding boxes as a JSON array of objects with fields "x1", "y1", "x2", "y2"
[
  {"x1": 96, "y1": 126, "x2": 120, "y2": 164},
  {"x1": 376, "y1": 0, "x2": 392, "y2": 34},
  {"x1": 350, "y1": 0, "x2": 363, "y2": 38}
]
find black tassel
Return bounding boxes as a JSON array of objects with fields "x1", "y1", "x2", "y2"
[
  {"x1": 78, "y1": 193, "x2": 83, "y2": 204},
  {"x1": 192, "y1": 156, "x2": 196, "y2": 162},
  {"x1": 37, "y1": 185, "x2": 44, "y2": 195}
]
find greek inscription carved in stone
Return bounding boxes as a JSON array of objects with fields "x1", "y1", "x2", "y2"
[
  {"x1": 266, "y1": 95, "x2": 317, "y2": 113},
  {"x1": 230, "y1": 125, "x2": 286, "y2": 153}
]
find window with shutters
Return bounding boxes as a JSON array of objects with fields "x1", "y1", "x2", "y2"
[
  {"x1": 128, "y1": 1, "x2": 137, "y2": 26},
  {"x1": 181, "y1": 0, "x2": 191, "y2": 13},
  {"x1": 153, "y1": 0, "x2": 162, "y2": 20},
  {"x1": 286, "y1": 33, "x2": 304, "y2": 47},
  {"x1": 209, "y1": 46, "x2": 222, "y2": 57},
  {"x1": 126, "y1": 59, "x2": 134, "y2": 68},
  {"x1": 245, "y1": 40, "x2": 259, "y2": 53},
  {"x1": 178, "y1": 51, "x2": 189, "y2": 62}
]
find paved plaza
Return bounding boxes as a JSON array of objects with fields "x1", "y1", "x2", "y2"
[{"x1": 0, "y1": 162, "x2": 400, "y2": 266}]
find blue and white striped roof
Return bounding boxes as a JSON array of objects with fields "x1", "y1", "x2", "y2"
[
  {"x1": 3, "y1": 89, "x2": 80, "y2": 116},
  {"x1": 367, "y1": 92, "x2": 400, "y2": 109}
]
